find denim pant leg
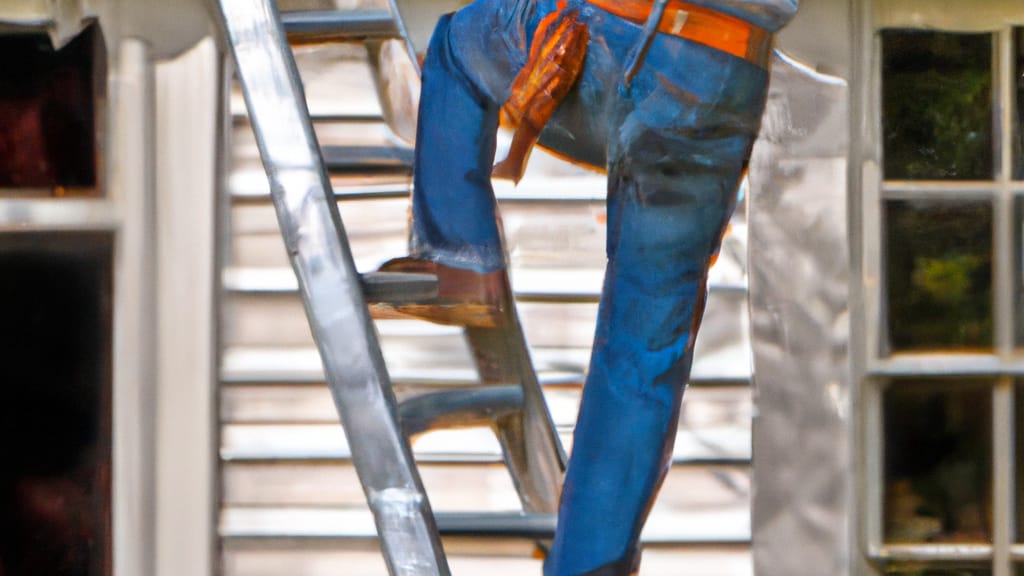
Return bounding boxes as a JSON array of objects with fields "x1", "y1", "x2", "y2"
[
  {"x1": 410, "y1": 0, "x2": 538, "y2": 273},
  {"x1": 543, "y1": 30, "x2": 769, "y2": 576},
  {"x1": 414, "y1": 2, "x2": 769, "y2": 573}
]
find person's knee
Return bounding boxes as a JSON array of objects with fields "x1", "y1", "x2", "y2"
[{"x1": 442, "y1": 0, "x2": 532, "y2": 103}]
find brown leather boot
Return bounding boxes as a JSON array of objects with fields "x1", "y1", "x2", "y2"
[{"x1": 370, "y1": 257, "x2": 512, "y2": 328}]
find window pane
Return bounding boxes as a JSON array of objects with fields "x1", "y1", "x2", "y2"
[
  {"x1": 884, "y1": 380, "x2": 992, "y2": 544},
  {"x1": 882, "y1": 30, "x2": 993, "y2": 180},
  {"x1": 0, "y1": 24, "x2": 101, "y2": 192},
  {"x1": 1017, "y1": 383, "x2": 1023, "y2": 543},
  {"x1": 1014, "y1": 28, "x2": 1024, "y2": 180},
  {"x1": 885, "y1": 200, "x2": 993, "y2": 351},
  {"x1": 1017, "y1": 199, "x2": 1024, "y2": 346}
]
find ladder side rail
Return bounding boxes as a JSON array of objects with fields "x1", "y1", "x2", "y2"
[
  {"x1": 212, "y1": 2, "x2": 449, "y2": 574},
  {"x1": 380, "y1": 0, "x2": 421, "y2": 75}
]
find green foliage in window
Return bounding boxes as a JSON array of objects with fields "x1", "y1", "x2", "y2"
[
  {"x1": 886, "y1": 201, "x2": 992, "y2": 351},
  {"x1": 911, "y1": 255, "x2": 986, "y2": 306},
  {"x1": 883, "y1": 31, "x2": 993, "y2": 181}
]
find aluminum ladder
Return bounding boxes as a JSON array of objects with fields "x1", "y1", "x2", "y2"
[{"x1": 212, "y1": 1, "x2": 566, "y2": 574}]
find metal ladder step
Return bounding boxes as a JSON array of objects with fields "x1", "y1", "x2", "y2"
[
  {"x1": 361, "y1": 272, "x2": 504, "y2": 328},
  {"x1": 398, "y1": 385, "x2": 523, "y2": 437},
  {"x1": 361, "y1": 271, "x2": 437, "y2": 304},
  {"x1": 282, "y1": 10, "x2": 400, "y2": 44},
  {"x1": 322, "y1": 145, "x2": 413, "y2": 174},
  {"x1": 278, "y1": 7, "x2": 421, "y2": 148},
  {"x1": 436, "y1": 512, "x2": 554, "y2": 539}
]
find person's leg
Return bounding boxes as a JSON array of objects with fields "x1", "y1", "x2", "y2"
[
  {"x1": 409, "y1": 0, "x2": 538, "y2": 273},
  {"x1": 544, "y1": 32, "x2": 769, "y2": 576}
]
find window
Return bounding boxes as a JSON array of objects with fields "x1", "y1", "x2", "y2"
[
  {"x1": 0, "y1": 232, "x2": 114, "y2": 576},
  {"x1": 860, "y1": 13, "x2": 1024, "y2": 575},
  {"x1": 1017, "y1": 383, "x2": 1024, "y2": 550},
  {"x1": 884, "y1": 380, "x2": 993, "y2": 545},
  {"x1": 882, "y1": 31, "x2": 993, "y2": 182},
  {"x1": 885, "y1": 200, "x2": 993, "y2": 351},
  {"x1": 0, "y1": 23, "x2": 105, "y2": 196}
]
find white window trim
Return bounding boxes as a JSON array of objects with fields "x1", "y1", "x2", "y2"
[
  {"x1": 852, "y1": 2, "x2": 1024, "y2": 574},
  {"x1": 153, "y1": 37, "x2": 221, "y2": 576}
]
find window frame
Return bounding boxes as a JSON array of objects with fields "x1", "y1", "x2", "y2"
[{"x1": 853, "y1": 3, "x2": 1024, "y2": 574}]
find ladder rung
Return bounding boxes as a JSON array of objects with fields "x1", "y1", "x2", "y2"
[
  {"x1": 282, "y1": 10, "x2": 400, "y2": 43},
  {"x1": 436, "y1": 511, "x2": 754, "y2": 544},
  {"x1": 232, "y1": 111, "x2": 389, "y2": 124},
  {"x1": 332, "y1": 183, "x2": 411, "y2": 201},
  {"x1": 398, "y1": 385, "x2": 523, "y2": 437},
  {"x1": 434, "y1": 512, "x2": 554, "y2": 539},
  {"x1": 229, "y1": 180, "x2": 410, "y2": 202},
  {"x1": 322, "y1": 145, "x2": 414, "y2": 174},
  {"x1": 361, "y1": 271, "x2": 437, "y2": 303}
]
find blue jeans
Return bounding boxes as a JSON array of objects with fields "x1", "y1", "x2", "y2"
[{"x1": 412, "y1": 1, "x2": 770, "y2": 573}]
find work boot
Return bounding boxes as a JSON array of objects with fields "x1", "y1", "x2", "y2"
[{"x1": 371, "y1": 256, "x2": 511, "y2": 327}]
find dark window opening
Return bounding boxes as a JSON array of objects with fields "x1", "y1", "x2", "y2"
[
  {"x1": 1016, "y1": 383, "x2": 1023, "y2": 544},
  {"x1": 0, "y1": 23, "x2": 105, "y2": 193},
  {"x1": 0, "y1": 232, "x2": 113, "y2": 576},
  {"x1": 1016, "y1": 199, "x2": 1024, "y2": 347},
  {"x1": 884, "y1": 199, "x2": 993, "y2": 352},
  {"x1": 883, "y1": 379, "x2": 993, "y2": 545},
  {"x1": 882, "y1": 30, "x2": 994, "y2": 181},
  {"x1": 1014, "y1": 27, "x2": 1024, "y2": 180}
]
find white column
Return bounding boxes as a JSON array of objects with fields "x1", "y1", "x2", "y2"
[
  {"x1": 153, "y1": 36, "x2": 220, "y2": 576},
  {"x1": 110, "y1": 36, "x2": 158, "y2": 576}
]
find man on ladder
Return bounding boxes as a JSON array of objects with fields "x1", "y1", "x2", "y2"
[{"x1": 384, "y1": 0, "x2": 799, "y2": 573}]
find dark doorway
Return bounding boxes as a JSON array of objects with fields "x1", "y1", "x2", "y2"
[
  {"x1": 0, "y1": 22, "x2": 105, "y2": 194},
  {"x1": 0, "y1": 232, "x2": 113, "y2": 576}
]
